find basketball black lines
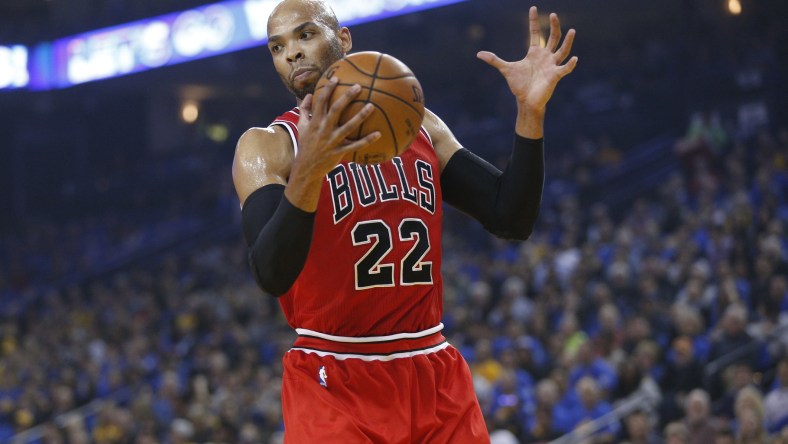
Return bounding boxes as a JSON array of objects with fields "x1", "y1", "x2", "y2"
[
  {"x1": 313, "y1": 51, "x2": 425, "y2": 165},
  {"x1": 354, "y1": 53, "x2": 384, "y2": 146},
  {"x1": 344, "y1": 56, "x2": 416, "y2": 80}
]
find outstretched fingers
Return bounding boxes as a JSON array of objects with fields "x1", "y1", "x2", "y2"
[
  {"x1": 545, "y1": 13, "x2": 562, "y2": 52},
  {"x1": 554, "y1": 28, "x2": 576, "y2": 64},
  {"x1": 528, "y1": 6, "x2": 542, "y2": 48},
  {"x1": 477, "y1": 51, "x2": 509, "y2": 72},
  {"x1": 557, "y1": 56, "x2": 579, "y2": 78}
]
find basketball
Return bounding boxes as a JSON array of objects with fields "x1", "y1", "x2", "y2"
[{"x1": 315, "y1": 51, "x2": 426, "y2": 165}]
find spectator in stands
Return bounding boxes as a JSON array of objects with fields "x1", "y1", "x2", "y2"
[
  {"x1": 764, "y1": 355, "x2": 788, "y2": 434},
  {"x1": 568, "y1": 339, "x2": 618, "y2": 396},
  {"x1": 558, "y1": 376, "x2": 619, "y2": 442},
  {"x1": 736, "y1": 408, "x2": 768, "y2": 444},
  {"x1": 708, "y1": 303, "x2": 759, "y2": 399},
  {"x1": 524, "y1": 405, "x2": 561, "y2": 443},
  {"x1": 682, "y1": 388, "x2": 717, "y2": 443},
  {"x1": 734, "y1": 386, "x2": 768, "y2": 444},
  {"x1": 621, "y1": 315, "x2": 655, "y2": 358},
  {"x1": 671, "y1": 304, "x2": 710, "y2": 361},
  {"x1": 660, "y1": 336, "x2": 705, "y2": 424},
  {"x1": 472, "y1": 338, "x2": 504, "y2": 385},
  {"x1": 488, "y1": 367, "x2": 527, "y2": 435},
  {"x1": 633, "y1": 340, "x2": 664, "y2": 384},
  {"x1": 621, "y1": 408, "x2": 664, "y2": 444},
  {"x1": 525, "y1": 379, "x2": 563, "y2": 442},
  {"x1": 591, "y1": 302, "x2": 625, "y2": 364},
  {"x1": 713, "y1": 363, "x2": 758, "y2": 420},
  {"x1": 613, "y1": 359, "x2": 661, "y2": 426},
  {"x1": 663, "y1": 421, "x2": 688, "y2": 444}
]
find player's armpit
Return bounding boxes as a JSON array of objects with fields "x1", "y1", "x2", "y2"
[
  {"x1": 440, "y1": 134, "x2": 544, "y2": 241},
  {"x1": 243, "y1": 184, "x2": 315, "y2": 297}
]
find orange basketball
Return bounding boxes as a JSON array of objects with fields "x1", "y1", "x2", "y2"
[{"x1": 315, "y1": 51, "x2": 425, "y2": 165}]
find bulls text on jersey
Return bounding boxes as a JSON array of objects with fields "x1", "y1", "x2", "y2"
[{"x1": 327, "y1": 157, "x2": 436, "y2": 224}]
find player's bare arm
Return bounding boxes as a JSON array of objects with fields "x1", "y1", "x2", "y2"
[{"x1": 436, "y1": 6, "x2": 576, "y2": 241}]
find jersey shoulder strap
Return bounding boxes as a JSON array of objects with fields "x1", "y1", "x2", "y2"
[{"x1": 269, "y1": 108, "x2": 300, "y2": 156}]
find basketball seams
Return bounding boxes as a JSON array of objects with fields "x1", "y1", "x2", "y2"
[
  {"x1": 370, "y1": 101, "x2": 399, "y2": 159},
  {"x1": 371, "y1": 92, "x2": 425, "y2": 153},
  {"x1": 365, "y1": 54, "x2": 400, "y2": 160},
  {"x1": 353, "y1": 54, "x2": 383, "y2": 151},
  {"x1": 343, "y1": 57, "x2": 375, "y2": 76},
  {"x1": 365, "y1": 53, "x2": 383, "y2": 104},
  {"x1": 367, "y1": 85, "x2": 423, "y2": 117},
  {"x1": 343, "y1": 56, "x2": 414, "y2": 80},
  {"x1": 321, "y1": 83, "x2": 423, "y2": 117},
  {"x1": 370, "y1": 73, "x2": 415, "y2": 81}
]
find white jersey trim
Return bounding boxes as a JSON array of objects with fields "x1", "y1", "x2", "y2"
[
  {"x1": 289, "y1": 341, "x2": 450, "y2": 361},
  {"x1": 269, "y1": 121, "x2": 299, "y2": 157},
  {"x1": 295, "y1": 323, "x2": 444, "y2": 343}
]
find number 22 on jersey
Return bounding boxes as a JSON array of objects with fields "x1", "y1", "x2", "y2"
[{"x1": 351, "y1": 218, "x2": 433, "y2": 290}]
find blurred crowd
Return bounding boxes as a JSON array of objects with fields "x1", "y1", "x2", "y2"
[
  {"x1": 445, "y1": 120, "x2": 788, "y2": 443},
  {"x1": 1, "y1": 111, "x2": 786, "y2": 443}
]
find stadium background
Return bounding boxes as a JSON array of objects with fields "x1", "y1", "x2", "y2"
[{"x1": 1, "y1": 0, "x2": 786, "y2": 442}]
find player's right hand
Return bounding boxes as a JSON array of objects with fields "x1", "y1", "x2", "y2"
[{"x1": 291, "y1": 77, "x2": 381, "y2": 181}]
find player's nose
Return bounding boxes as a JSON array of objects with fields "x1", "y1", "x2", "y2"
[{"x1": 286, "y1": 47, "x2": 304, "y2": 63}]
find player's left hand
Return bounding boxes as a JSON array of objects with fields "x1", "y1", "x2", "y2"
[{"x1": 477, "y1": 6, "x2": 577, "y2": 114}]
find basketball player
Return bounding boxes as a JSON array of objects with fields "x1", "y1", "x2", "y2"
[{"x1": 232, "y1": 0, "x2": 577, "y2": 442}]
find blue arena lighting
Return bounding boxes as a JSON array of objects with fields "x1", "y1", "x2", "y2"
[
  {"x1": 14, "y1": 0, "x2": 466, "y2": 91},
  {"x1": 0, "y1": 44, "x2": 30, "y2": 89}
]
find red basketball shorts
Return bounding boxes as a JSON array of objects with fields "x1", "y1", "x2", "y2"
[{"x1": 281, "y1": 328, "x2": 489, "y2": 443}]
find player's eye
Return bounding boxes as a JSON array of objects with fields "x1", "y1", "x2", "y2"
[
  {"x1": 300, "y1": 31, "x2": 313, "y2": 39},
  {"x1": 270, "y1": 44, "x2": 282, "y2": 54}
]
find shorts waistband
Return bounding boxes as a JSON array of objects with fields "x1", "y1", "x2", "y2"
[{"x1": 292, "y1": 324, "x2": 446, "y2": 355}]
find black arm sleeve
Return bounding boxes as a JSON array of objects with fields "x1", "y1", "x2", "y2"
[
  {"x1": 241, "y1": 184, "x2": 315, "y2": 296},
  {"x1": 440, "y1": 134, "x2": 544, "y2": 240}
]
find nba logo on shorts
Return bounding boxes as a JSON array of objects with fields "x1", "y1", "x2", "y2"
[{"x1": 318, "y1": 366, "x2": 328, "y2": 387}]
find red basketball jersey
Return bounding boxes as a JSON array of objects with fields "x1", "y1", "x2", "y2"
[{"x1": 269, "y1": 108, "x2": 443, "y2": 337}]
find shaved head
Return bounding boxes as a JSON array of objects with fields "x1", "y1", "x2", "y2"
[{"x1": 268, "y1": 0, "x2": 340, "y2": 35}]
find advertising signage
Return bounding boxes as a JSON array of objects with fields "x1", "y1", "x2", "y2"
[{"x1": 4, "y1": 0, "x2": 465, "y2": 91}]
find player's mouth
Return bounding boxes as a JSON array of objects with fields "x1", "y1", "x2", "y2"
[{"x1": 291, "y1": 67, "x2": 318, "y2": 85}]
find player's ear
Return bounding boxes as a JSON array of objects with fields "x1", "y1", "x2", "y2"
[{"x1": 339, "y1": 27, "x2": 352, "y2": 53}]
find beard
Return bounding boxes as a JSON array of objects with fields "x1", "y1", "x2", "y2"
[{"x1": 281, "y1": 37, "x2": 344, "y2": 100}]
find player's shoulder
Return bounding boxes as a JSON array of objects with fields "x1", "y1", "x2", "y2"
[
  {"x1": 234, "y1": 125, "x2": 294, "y2": 166},
  {"x1": 232, "y1": 125, "x2": 294, "y2": 198},
  {"x1": 236, "y1": 125, "x2": 290, "y2": 155},
  {"x1": 421, "y1": 108, "x2": 455, "y2": 145},
  {"x1": 422, "y1": 108, "x2": 445, "y2": 133}
]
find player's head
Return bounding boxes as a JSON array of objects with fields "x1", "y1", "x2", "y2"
[{"x1": 267, "y1": 0, "x2": 352, "y2": 100}]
